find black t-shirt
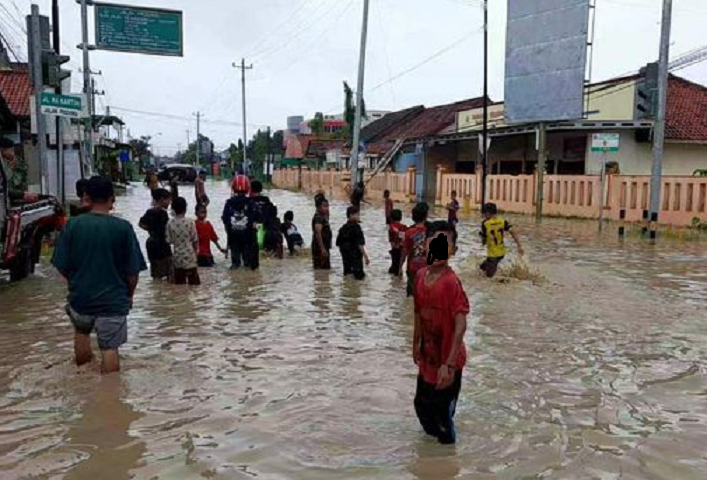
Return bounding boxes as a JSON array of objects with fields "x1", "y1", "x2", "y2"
[
  {"x1": 311, "y1": 213, "x2": 332, "y2": 250},
  {"x1": 336, "y1": 221, "x2": 365, "y2": 254},
  {"x1": 250, "y1": 195, "x2": 274, "y2": 226},
  {"x1": 139, "y1": 207, "x2": 171, "y2": 259},
  {"x1": 350, "y1": 187, "x2": 364, "y2": 208}
]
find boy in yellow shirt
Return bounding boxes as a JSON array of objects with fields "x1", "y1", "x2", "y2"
[{"x1": 479, "y1": 203, "x2": 524, "y2": 278}]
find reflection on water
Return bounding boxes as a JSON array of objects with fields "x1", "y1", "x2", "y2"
[{"x1": 1, "y1": 181, "x2": 706, "y2": 479}]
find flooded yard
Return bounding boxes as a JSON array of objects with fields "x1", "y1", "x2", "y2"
[{"x1": 1, "y1": 181, "x2": 706, "y2": 479}]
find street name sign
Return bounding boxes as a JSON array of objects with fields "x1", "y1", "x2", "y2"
[
  {"x1": 94, "y1": 3, "x2": 183, "y2": 57},
  {"x1": 591, "y1": 133, "x2": 620, "y2": 153},
  {"x1": 39, "y1": 92, "x2": 86, "y2": 118}
]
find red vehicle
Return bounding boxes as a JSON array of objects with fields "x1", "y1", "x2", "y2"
[{"x1": 0, "y1": 167, "x2": 64, "y2": 282}]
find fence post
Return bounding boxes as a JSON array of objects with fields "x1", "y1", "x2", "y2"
[
  {"x1": 436, "y1": 165, "x2": 446, "y2": 205},
  {"x1": 475, "y1": 164, "x2": 483, "y2": 206},
  {"x1": 408, "y1": 167, "x2": 416, "y2": 202}
]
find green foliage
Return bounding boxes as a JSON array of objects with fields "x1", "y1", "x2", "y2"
[
  {"x1": 129, "y1": 136, "x2": 151, "y2": 161},
  {"x1": 9, "y1": 155, "x2": 28, "y2": 192},
  {"x1": 309, "y1": 112, "x2": 325, "y2": 136},
  {"x1": 343, "y1": 81, "x2": 366, "y2": 143}
]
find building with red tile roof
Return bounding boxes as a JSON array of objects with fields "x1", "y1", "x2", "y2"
[{"x1": 0, "y1": 63, "x2": 31, "y2": 120}]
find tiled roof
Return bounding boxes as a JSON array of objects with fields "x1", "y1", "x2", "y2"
[
  {"x1": 306, "y1": 139, "x2": 346, "y2": 157},
  {"x1": 284, "y1": 134, "x2": 313, "y2": 159},
  {"x1": 666, "y1": 74, "x2": 707, "y2": 143},
  {"x1": 0, "y1": 64, "x2": 31, "y2": 118},
  {"x1": 367, "y1": 96, "x2": 489, "y2": 155},
  {"x1": 360, "y1": 106, "x2": 425, "y2": 144}
]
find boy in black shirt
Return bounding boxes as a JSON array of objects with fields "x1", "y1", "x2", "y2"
[
  {"x1": 138, "y1": 188, "x2": 173, "y2": 280},
  {"x1": 222, "y1": 180, "x2": 255, "y2": 270},
  {"x1": 336, "y1": 206, "x2": 370, "y2": 280}
]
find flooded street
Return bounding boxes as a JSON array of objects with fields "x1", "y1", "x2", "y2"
[{"x1": 1, "y1": 180, "x2": 707, "y2": 480}]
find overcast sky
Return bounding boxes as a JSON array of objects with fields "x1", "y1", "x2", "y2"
[{"x1": 4, "y1": 0, "x2": 707, "y2": 154}]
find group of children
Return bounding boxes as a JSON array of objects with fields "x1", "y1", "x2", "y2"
[{"x1": 135, "y1": 176, "x2": 523, "y2": 446}]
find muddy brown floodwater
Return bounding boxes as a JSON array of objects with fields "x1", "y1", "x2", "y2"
[{"x1": 1, "y1": 181, "x2": 707, "y2": 480}]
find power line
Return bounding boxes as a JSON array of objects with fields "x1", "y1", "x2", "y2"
[
  {"x1": 246, "y1": 0, "x2": 321, "y2": 59},
  {"x1": 369, "y1": 26, "x2": 483, "y2": 93},
  {"x1": 110, "y1": 105, "x2": 272, "y2": 128}
]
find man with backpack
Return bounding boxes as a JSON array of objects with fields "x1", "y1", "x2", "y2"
[{"x1": 222, "y1": 174, "x2": 255, "y2": 270}]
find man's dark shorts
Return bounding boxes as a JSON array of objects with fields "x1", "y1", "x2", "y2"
[
  {"x1": 480, "y1": 256, "x2": 504, "y2": 278},
  {"x1": 66, "y1": 305, "x2": 127, "y2": 350}
]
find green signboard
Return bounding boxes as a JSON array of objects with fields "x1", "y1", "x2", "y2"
[
  {"x1": 39, "y1": 92, "x2": 86, "y2": 118},
  {"x1": 591, "y1": 133, "x2": 620, "y2": 153},
  {"x1": 94, "y1": 3, "x2": 183, "y2": 57}
]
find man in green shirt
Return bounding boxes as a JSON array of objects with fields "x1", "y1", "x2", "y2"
[{"x1": 52, "y1": 176, "x2": 146, "y2": 373}]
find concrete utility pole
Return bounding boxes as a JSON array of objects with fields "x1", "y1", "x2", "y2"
[
  {"x1": 351, "y1": 0, "x2": 370, "y2": 186},
  {"x1": 535, "y1": 123, "x2": 547, "y2": 223},
  {"x1": 649, "y1": 0, "x2": 673, "y2": 237},
  {"x1": 52, "y1": 0, "x2": 65, "y2": 203},
  {"x1": 233, "y1": 58, "x2": 253, "y2": 173},
  {"x1": 29, "y1": 4, "x2": 48, "y2": 194},
  {"x1": 193, "y1": 111, "x2": 201, "y2": 166},
  {"x1": 481, "y1": 0, "x2": 489, "y2": 208},
  {"x1": 79, "y1": 0, "x2": 93, "y2": 175}
]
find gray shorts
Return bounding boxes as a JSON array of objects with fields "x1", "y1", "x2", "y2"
[{"x1": 66, "y1": 305, "x2": 128, "y2": 351}]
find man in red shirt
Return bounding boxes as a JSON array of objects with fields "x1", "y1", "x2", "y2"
[
  {"x1": 195, "y1": 204, "x2": 226, "y2": 267},
  {"x1": 388, "y1": 209, "x2": 408, "y2": 274},
  {"x1": 399, "y1": 202, "x2": 429, "y2": 297},
  {"x1": 413, "y1": 220, "x2": 469, "y2": 445}
]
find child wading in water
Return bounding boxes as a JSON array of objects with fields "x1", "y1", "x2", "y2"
[
  {"x1": 312, "y1": 194, "x2": 332, "y2": 270},
  {"x1": 336, "y1": 206, "x2": 370, "y2": 280},
  {"x1": 399, "y1": 203, "x2": 429, "y2": 297},
  {"x1": 166, "y1": 197, "x2": 200, "y2": 285},
  {"x1": 195, "y1": 204, "x2": 226, "y2": 267},
  {"x1": 388, "y1": 209, "x2": 407, "y2": 274},
  {"x1": 413, "y1": 220, "x2": 469, "y2": 445},
  {"x1": 446, "y1": 190, "x2": 460, "y2": 226},
  {"x1": 281, "y1": 210, "x2": 304, "y2": 256},
  {"x1": 384, "y1": 189, "x2": 393, "y2": 225},
  {"x1": 139, "y1": 188, "x2": 173, "y2": 280},
  {"x1": 479, "y1": 202, "x2": 524, "y2": 278}
]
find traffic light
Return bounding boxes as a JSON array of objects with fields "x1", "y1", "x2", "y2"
[
  {"x1": 635, "y1": 62, "x2": 659, "y2": 119},
  {"x1": 42, "y1": 51, "x2": 71, "y2": 88}
]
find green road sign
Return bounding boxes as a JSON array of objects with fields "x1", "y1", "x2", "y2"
[
  {"x1": 591, "y1": 133, "x2": 620, "y2": 153},
  {"x1": 94, "y1": 3, "x2": 183, "y2": 57},
  {"x1": 39, "y1": 92, "x2": 86, "y2": 118}
]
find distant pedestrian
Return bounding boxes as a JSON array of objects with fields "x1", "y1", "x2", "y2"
[
  {"x1": 412, "y1": 220, "x2": 469, "y2": 445},
  {"x1": 52, "y1": 176, "x2": 147, "y2": 373},
  {"x1": 169, "y1": 171, "x2": 180, "y2": 200},
  {"x1": 223, "y1": 174, "x2": 255, "y2": 270},
  {"x1": 195, "y1": 170, "x2": 210, "y2": 207},
  {"x1": 195, "y1": 204, "x2": 226, "y2": 267},
  {"x1": 350, "y1": 181, "x2": 366, "y2": 209},
  {"x1": 70, "y1": 178, "x2": 91, "y2": 217},
  {"x1": 281, "y1": 210, "x2": 304, "y2": 256},
  {"x1": 384, "y1": 189, "x2": 393, "y2": 225},
  {"x1": 399, "y1": 202, "x2": 429, "y2": 297},
  {"x1": 388, "y1": 209, "x2": 407, "y2": 275},
  {"x1": 166, "y1": 197, "x2": 200, "y2": 285},
  {"x1": 479, "y1": 203, "x2": 524, "y2": 278},
  {"x1": 312, "y1": 194, "x2": 332, "y2": 270},
  {"x1": 336, "y1": 206, "x2": 370, "y2": 280},
  {"x1": 446, "y1": 190, "x2": 460, "y2": 226},
  {"x1": 139, "y1": 188, "x2": 173, "y2": 280}
]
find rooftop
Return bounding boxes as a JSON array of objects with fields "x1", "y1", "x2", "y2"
[{"x1": 0, "y1": 63, "x2": 31, "y2": 118}]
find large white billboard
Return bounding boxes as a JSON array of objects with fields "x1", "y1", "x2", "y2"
[{"x1": 504, "y1": 0, "x2": 590, "y2": 124}]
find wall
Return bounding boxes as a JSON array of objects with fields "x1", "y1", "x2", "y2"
[
  {"x1": 585, "y1": 131, "x2": 707, "y2": 176},
  {"x1": 586, "y1": 81, "x2": 636, "y2": 121}
]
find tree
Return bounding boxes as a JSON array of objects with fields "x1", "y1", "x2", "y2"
[
  {"x1": 129, "y1": 135, "x2": 151, "y2": 161},
  {"x1": 272, "y1": 130, "x2": 284, "y2": 155},
  {"x1": 309, "y1": 112, "x2": 325, "y2": 136}
]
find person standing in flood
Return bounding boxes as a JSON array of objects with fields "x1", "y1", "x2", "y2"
[
  {"x1": 399, "y1": 203, "x2": 429, "y2": 297},
  {"x1": 446, "y1": 190, "x2": 460, "y2": 226},
  {"x1": 52, "y1": 176, "x2": 147, "y2": 373},
  {"x1": 166, "y1": 197, "x2": 200, "y2": 285},
  {"x1": 169, "y1": 171, "x2": 180, "y2": 200},
  {"x1": 336, "y1": 206, "x2": 370, "y2": 280},
  {"x1": 139, "y1": 188, "x2": 173, "y2": 280},
  {"x1": 194, "y1": 170, "x2": 210, "y2": 207},
  {"x1": 412, "y1": 220, "x2": 469, "y2": 445},
  {"x1": 384, "y1": 189, "x2": 393, "y2": 225},
  {"x1": 312, "y1": 194, "x2": 332, "y2": 270},
  {"x1": 350, "y1": 181, "x2": 366, "y2": 209},
  {"x1": 222, "y1": 174, "x2": 254, "y2": 270}
]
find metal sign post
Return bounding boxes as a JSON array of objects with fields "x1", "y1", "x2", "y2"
[
  {"x1": 28, "y1": 5, "x2": 49, "y2": 194},
  {"x1": 591, "y1": 133, "x2": 620, "y2": 232}
]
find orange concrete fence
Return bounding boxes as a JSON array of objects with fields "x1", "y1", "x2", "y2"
[
  {"x1": 273, "y1": 167, "x2": 707, "y2": 226},
  {"x1": 273, "y1": 167, "x2": 417, "y2": 203},
  {"x1": 435, "y1": 167, "x2": 707, "y2": 226}
]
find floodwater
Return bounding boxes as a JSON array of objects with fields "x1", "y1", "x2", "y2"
[{"x1": 1, "y1": 181, "x2": 706, "y2": 480}]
